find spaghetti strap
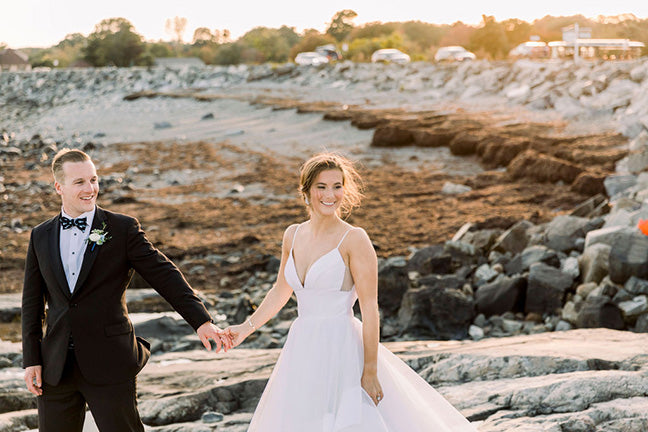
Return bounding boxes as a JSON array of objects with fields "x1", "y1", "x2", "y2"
[
  {"x1": 291, "y1": 223, "x2": 302, "y2": 250},
  {"x1": 336, "y1": 228, "x2": 355, "y2": 249}
]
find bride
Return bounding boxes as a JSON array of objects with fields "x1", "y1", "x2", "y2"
[{"x1": 225, "y1": 152, "x2": 477, "y2": 431}]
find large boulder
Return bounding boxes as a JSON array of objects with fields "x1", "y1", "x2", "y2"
[
  {"x1": 584, "y1": 226, "x2": 635, "y2": 249},
  {"x1": 398, "y1": 277, "x2": 474, "y2": 340},
  {"x1": 407, "y1": 245, "x2": 453, "y2": 275},
  {"x1": 608, "y1": 231, "x2": 648, "y2": 284},
  {"x1": 493, "y1": 220, "x2": 534, "y2": 255},
  {"x1": 579, "y1": 243, "x2": 611, "y2": 284},
  {"x1": 576, "y1": 296, "x2": 625, "y2": 329},
  {"x1": 475, "y1": 276, "x2": 526, "y2": 317},
  {"x1": 378, "y1": 257, "x2": 410, "y2": 317},
  {"x1": 525, "y1": 263, "x2": 574, "y2": 315},
  {"x1": 544, "y1": 215, "x2": 598, "y2": 253}
]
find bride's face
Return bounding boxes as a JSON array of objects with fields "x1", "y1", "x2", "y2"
[{"x1": 308, "y1": 169, "x2": 344, "y2": 216}]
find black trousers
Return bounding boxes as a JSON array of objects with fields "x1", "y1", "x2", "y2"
[{"x1": 37, "y1": 349, "x2": 145, "y2": 432}]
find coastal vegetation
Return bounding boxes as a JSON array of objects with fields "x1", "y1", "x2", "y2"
[{"x1": 17, "y1": 12, "x2": 648, "y2": 69}]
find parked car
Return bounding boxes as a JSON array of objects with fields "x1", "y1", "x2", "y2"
[
  {"x1": 371, "y1": 48, "x2": 411, "y2": 64},
  {"x1": 294, "y1": 52, "x2": 329, "y2": 66},
  {"x1": 434, "y1": 46, "x2": 476, "y2": 62},
  {"x1": 509, "y1": 41, "x2": 549, "y2": 58},
  {"x1": 315, "y1": 44, "x2": 342, "y2": 61}
]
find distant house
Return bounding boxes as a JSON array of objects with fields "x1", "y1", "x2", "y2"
[
  {"x1": 549, "y1": 24, "x2": 645, "y2": 60},
  {"x1": 154, "y1": 57, "x2": 205, "y2": 69},
  {"x1": 0, "y1": 48, "x2": 31, "y2": 72}
]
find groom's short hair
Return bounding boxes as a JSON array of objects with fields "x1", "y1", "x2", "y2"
[{"x1": 52, "y1": 148, "x2": 92, "y2": 183}]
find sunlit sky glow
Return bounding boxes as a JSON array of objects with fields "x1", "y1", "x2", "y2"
[{"x1": 2, "y1": 0, "x2": 648, "y2": 48}]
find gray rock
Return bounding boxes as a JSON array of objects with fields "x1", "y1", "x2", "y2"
[
  {"x1": 576, "y1": 296, "x2": 625, "y2": 329},
  {"x1": 579, "y1": 243, "x2": 611, "y2": 284},
  {"x1": 544, "y1": 215, "x2": 593, "y2": 252},
  {"x1": 604, "y1": 175, "x2": 637, "y2": 198},
  {"x1": 561, "y1": 256, "x2": 580, "y2": 279},
  {"x1": 608, "y1": 231, "x2": 648, "y2": 284},
  {"x1": 441, "y1": 181, "x2": 471, "y2": 194},
  {"x1": 475, "y1": 276, "x2": 526, "y2": 317},
  {"x1": 473, "y1": 264, "x2": 499, "y2": 285},
  {"x1": 201, "y1": 411, "x2": 224, "y2": 423},
  {"x1": 407, "y1": 244, "x2": 452, "y2": 275},
  {"x1": 562, "y1": 300, "x2": 581, "y2": 325},
  {"x1": 625, "y1": 276, "x2": 648, "y2": 296},
  {"x1": 468, "y1": 325, "x2": 484, "y2": 341},
  {"x1": 493, "y1": 220, "x2": 534, "y2": 255},
  {"x1": 617, "y1": 295, "x2": 648, "y2": 318},
  {"x1": 525, "y1": 263, "x2": 574, "y2": 315},
  {"x1": 555, "y1": 320, "x2": 573, "y2": 331},
  {"x1": 398, "y1": 283, "x2": 474, "y2": 340},
  {"x1": 584, "y1": 226, "x2": 635, "y2": 249},
  {"x1": 635, "y1": 313, "x2": 648, "y2": 332},
  {"x1": 505, "y1": 245, "x2": 560, "y2": 275},
  {"x1": 378, "y1": 257, "x2": 410, "y2": 317}
]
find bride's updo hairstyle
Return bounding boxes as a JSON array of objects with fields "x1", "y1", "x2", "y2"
[{"x1": 299, "y1": 152, "x2": 364, "y2": 218}]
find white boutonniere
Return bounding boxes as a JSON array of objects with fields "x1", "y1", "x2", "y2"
[{"x1": 87, "y1": 222, "x2": 111, "y2": 251}]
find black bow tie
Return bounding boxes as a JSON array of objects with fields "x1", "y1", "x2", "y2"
[{"x1": 60, "y1": 216, "x2": 88, "y2": 232}]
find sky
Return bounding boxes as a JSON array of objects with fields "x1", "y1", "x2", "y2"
[{"x1": 2, "y1": 0, "x2": 648, "y2": 48}]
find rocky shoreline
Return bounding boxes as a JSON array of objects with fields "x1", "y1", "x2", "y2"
[{"x1": 2, "y1": 59, "x2": 648, "y2": 430}]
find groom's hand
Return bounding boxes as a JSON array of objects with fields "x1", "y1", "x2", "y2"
[
  {"x1": 24, "y1": 365, "x2": 43, "y2": 396},
  {"x1": 197, "y1": 321, "x2": 232, "y2": 353}
]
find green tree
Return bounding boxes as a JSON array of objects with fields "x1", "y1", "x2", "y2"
[
  {"x1": 192, "y1": 27, "x2": 215, "y2": 46},
  {"x1": 56, "y1": 33, "x2": 86, "y2": 49},
  {"x1": 401, "y1": 21, "x2": 445, "y2": 51},
  {"x1": 240, "y1": 26, "x2": 299, "y2": 63},
  {"x1": 327, "y1": 9, "x2": 357, "y2": 42},
  {"x1": 83, "y1": 17, "x2": 146, "y2": 67},
  {"x1": 469, "y1": 15, "x2": 508, "y2": 59},
  {"x1": 213, "y1": 42, "x2": 242, "y2": 65},
  {"x1": 349, "y1": 22, "x2": 397, "y2": 40},
  {"x1": 147, "y1": 41, "x2": 174, "y2": 58},
  {"x1": 502, "y1": 19, "x2": 533, "y2": 46}
]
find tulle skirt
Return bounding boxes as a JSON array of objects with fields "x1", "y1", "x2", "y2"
[{"x1": 248, "y1": 314, "x2": 477, "y2": 432}]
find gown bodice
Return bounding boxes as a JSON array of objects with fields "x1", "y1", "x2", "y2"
[{"x1": 284, "y1": 225, "x2": 358, "y2": 319}]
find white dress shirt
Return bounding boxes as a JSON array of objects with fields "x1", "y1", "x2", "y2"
[{"x1": 59, "y1": 207, "x2": 96, "y2": 293}]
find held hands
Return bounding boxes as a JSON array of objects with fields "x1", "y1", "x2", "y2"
[
  {"x1": 361, "y1": 369, "x2": 384, "y2": 406},
  {"x1": 223, "y1": 320, "x2": 256, "y2": 349},
  {"x1": 24, "y1": 365, "x2": 43, "y2": 396},
  {"x1": 196, "y1": 322, "x2": 233, "y2": 353}
]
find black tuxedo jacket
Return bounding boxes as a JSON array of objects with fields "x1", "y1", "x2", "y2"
[{"x1": 22, "y1": 206, "x2": 212, "y2": 386}]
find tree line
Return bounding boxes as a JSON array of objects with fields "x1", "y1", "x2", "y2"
[{"x1": 24, "y1": 11, "x2": 648, "y2": 68}]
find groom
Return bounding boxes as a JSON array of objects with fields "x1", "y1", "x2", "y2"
[{"x1": 22, "y1": 148, "x2": 229, "y2": 431}]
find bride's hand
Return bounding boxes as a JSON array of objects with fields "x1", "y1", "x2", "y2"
[
  {"x1": 224, "y1": 323, "x2": 254, "y2": 348},
  {"x1": 361, "y1": 371, "x2": 384, "y2": 406}
]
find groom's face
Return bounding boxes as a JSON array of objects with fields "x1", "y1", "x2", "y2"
[{"x1": 55, "y1": 160, "x2": 99, "y2": 217}]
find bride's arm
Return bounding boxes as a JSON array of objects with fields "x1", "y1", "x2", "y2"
[
  {"x1": 225, "y1": 225, "x2": 296, "y2": 347},
  {"x1": 347, "y1": 228, "x2": 383, "y2": 405}
]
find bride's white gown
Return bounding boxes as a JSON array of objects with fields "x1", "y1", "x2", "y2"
[{"x1": 248, "y1": 227, "x2": 477, "y2": 432}]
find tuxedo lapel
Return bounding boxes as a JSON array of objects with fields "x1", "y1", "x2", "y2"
[
  {"x1": 72, "y1": 207, "x2": 107, "y2": 296},
  {"x1": 47, "y1": 215, "x2": 72, "y2": 299}
]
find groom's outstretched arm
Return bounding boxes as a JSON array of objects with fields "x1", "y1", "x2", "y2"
[{"x1": 124, "y1": 216, "x2": 224, "y2": 345}]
